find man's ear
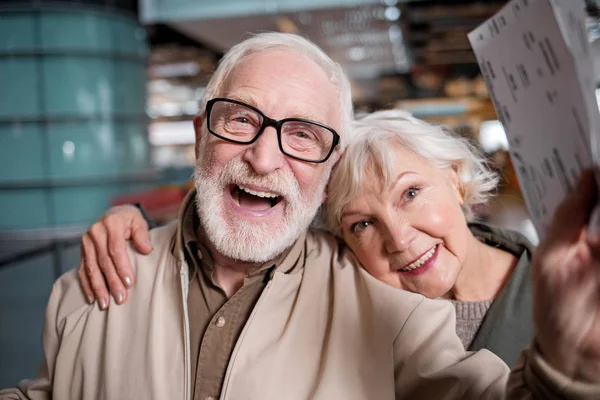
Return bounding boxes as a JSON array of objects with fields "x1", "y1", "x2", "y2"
[
  {"x1": 330, "y1": 147, "x2": 343, "y2": 165},
  {"x1": 448, "y1": 166, "x2": 464, "y2": 206},
  {"x1": 193, "y1": 114, "x2": 206, "y2": 159},
  {"x1": 322, "y1": 150, "x2": 343, "y2": 203}
]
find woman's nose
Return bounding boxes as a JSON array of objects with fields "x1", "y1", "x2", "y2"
[{"x1": 384, "y1": 220, "x2": 416, "y2": 254}]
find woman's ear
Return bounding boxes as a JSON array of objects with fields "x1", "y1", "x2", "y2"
[{"x1": 448, "y1": 165, "x2": 464, "y2": 206}]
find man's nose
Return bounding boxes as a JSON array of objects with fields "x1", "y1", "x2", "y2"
[
  {"x1": 384, "y1": 219, "x2": 416, "y2": 254},
  {"x1": 242, "y1": 126, "x2": 285, "y2": 175}
]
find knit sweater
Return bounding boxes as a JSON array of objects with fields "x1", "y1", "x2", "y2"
[
  {"x1": 450, "y1": 299, "x2": 494, "y2": 349},
  {"x1": 452, "y1": 222, "x2": 535, "y2": 367}
]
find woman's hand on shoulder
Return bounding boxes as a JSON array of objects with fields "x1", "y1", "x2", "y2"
[{"x1": 78, "y1": 205, "x2": 153, "y2": 310}]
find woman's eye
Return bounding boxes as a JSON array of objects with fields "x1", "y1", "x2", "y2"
[
  {"x1": 352, "y1": 220, "x2": 372, "y2": 233},
  {"x1": 404, "y1": 187, "x2": 420, "y2": 201}
]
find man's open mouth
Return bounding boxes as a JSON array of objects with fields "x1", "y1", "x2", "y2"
[{"x1": 231, "y1": 184, "x2": 284, "y2": 211}]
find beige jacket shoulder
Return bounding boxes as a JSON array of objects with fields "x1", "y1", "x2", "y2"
[{"x1": 2, "y1": 223, "x2": 599, "y2": 400}]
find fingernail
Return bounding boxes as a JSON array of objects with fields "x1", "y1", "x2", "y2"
[
  {"x1": 99, "y1": 298, "x2": 108, "y2": 310},
  {"x1": 146, "y1": 239, "x2": 153, "y2": 249},
  {"x1": 115, "y1": 292, "x2": 123, "y2": 304},
  {"x1": 124, "y1": 276, "x2": 132, "y2": 288},
  {"x1": 87, "y1": 295, "x2": 94, "y2": 304}
]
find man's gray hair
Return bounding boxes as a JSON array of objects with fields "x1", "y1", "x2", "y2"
[
  {"x1": 324, "y1": 109, "x2": 499, "y2": 237},
  {"x1": 198, "y1": 32, "x2": 354, "y2": 147}
]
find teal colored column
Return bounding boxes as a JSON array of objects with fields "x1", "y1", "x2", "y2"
[
  {"x1": 0, "y1": 7, "x2": 150, "y2": 230},
  {"x1": 0, "y1": 5, "x2": 150, "y2": 388}
]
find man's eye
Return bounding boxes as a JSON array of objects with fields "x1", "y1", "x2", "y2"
[
  {"x1": 352, "y1": 220, "x2": 372, "y2": 233},
  {"x1": 229, "y1": 112, "x2": 255, "y2": 123},
  {"x1": 287, "y1": 128, "x2": 318, "y2": 143}
]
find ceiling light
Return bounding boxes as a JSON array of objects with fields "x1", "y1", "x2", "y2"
[
  {"x1": 149, "y1": 79, "x2": 171, "y2": 93},
  {"x1": 384, "y1": 6, "x2": 401, "y2": 21},
  {"x1": 150, "y1": 62, "x2": 200, "y2": 78},
  {"x1": 183, "y1": 101, "x2": 199, "y2": 116},
  {"x1": 149, "y1": 121, "x2": 195, "y2": 146},
  {"x1": 62, "y1": 141, "x2": 75, "y2": 160},
  {"x1": 347, "y1": 47, "x2": 367, "y2": 61},
  {"x1": 479, "y1": 120, "x2": 509, "y2": 152},
  {"x1": 152, "y1": 102, "x2": 182, "y2": 118}
]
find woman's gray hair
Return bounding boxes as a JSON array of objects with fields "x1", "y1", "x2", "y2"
[
  {"x1": 324, "y1": 109, "x2": 499, "y2": 237},
  {"x1": 198, "y1": 32, "x2": 354, "y2": 148}
]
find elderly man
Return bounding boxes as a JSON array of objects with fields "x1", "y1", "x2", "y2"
[{"x1": 2, "y1": 32, "x2": 600, "y2": 399}]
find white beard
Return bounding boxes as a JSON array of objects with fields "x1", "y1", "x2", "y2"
[{"x1": 193, "y1": 154, "x2": 329, "y2": 263}]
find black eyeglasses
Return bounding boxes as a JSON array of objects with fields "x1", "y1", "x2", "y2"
[{"x1": 205, "y1": 98, "x2": 340, "y2": 163}]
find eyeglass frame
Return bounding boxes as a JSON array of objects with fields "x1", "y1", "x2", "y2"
[{"x1": 205, "y1": 97, "x2": 341, "y2": 163}]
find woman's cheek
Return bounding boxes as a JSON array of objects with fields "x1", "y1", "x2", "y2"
[{"x1": 419, "y1": 201, "x2": 458, "y2": 237}]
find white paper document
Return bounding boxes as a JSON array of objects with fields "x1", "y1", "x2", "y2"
[{"x1": 468, "y1": 0, "x2": 600, "y2": 237}]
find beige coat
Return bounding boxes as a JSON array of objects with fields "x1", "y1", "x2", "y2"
[{"x1": 1, "y1": 217, "x2": 599, "y2": 399}]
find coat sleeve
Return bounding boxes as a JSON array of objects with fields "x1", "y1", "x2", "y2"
[
  {"x1": 392, "y1": 296, "x2": 509, "y2": 399},
  {"x1": 393, "y1": 297, "x2": 600, "y2": 399},
  {"x1": 506, "y1": 343, "x2": 600, "y2": 399},
  {"x1": 0, "y1": 272, "x2": 75, "y2": 400}
]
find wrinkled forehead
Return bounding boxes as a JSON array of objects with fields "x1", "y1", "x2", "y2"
[{"x1": 219, "y1": 49, "x2": 342, "y2": 129}]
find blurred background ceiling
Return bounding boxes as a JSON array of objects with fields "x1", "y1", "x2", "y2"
[
  {"x1": 143, "y1": 0, "x2": 516, "y2": 112},
  {"x1": 142, "y1": 0, "x2": 599, "y2": 155}
]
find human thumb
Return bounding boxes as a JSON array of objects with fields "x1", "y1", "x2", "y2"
[{"x1": 132, "y1": 222, "x2": 153, "y2": 254}]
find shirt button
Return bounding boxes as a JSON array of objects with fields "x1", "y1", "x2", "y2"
[
  {"x1": 215, "y1": 316, "x2": 226, "y2": 328},
  {"x1": 205, "y1": 396, "x2": 214, "y2": 400}
]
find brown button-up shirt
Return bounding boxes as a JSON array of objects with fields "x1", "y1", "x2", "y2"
[{"x1": 180, "y1": 197, "x2": 300, "y2": 400}]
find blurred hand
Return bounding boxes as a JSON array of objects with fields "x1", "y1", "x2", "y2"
[
  {"x1": 533, "y1": 169, "x2": 600, "y2": 382},
  {"x1": 78, "y1": 205, "x2": 153, "y2": 309}
]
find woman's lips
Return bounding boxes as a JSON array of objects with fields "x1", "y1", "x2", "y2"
[{"x1": 398, "y1": 244, "x2": 440, "y2": 276}]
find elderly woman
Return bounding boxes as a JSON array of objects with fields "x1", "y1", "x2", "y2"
[
  {"x1": 80, "y1": 110, "x2": 534, "y2": 366},
  {"x1": 324, "y1": 110, "x2": 533, "y2": 365}
]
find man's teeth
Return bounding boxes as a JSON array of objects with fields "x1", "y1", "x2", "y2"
[
  {"x1": 238, "y1": 185, "x2": 279, "y2": 199},
  {"x1": 401, "y1": 246, "x2": 437, "y2": 271}
]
